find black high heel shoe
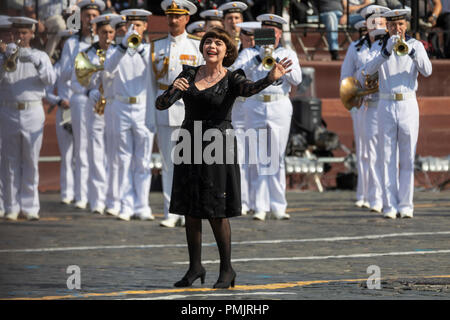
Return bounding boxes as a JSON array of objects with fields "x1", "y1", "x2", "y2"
[
  {"x1": 174, "y1": 268, "x2": 206, "y2": 287},
  {"x1": 213, "y1": 270, "x2": 236, "y2": 289}
]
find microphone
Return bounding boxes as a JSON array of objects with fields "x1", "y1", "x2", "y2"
[{"x1": 167, "y1": 65, "x2": 196, "y2": 105}]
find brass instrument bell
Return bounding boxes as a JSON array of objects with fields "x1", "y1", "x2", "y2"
[
  {"x1": 393, "y1": 35, "x2": 408, "y2": 56},
  {"x1": 339, "y1": 73, "x2": 379, "y2": 111},
  {"x1": 261, "y1": 46, "x2": 276, "y2": 70},
  {"x1": 127, "y1": 33, "x2": 142, "y2": 49},
  {"x1": 74, "y1": 51, "x2": 104, "y2": 87}
]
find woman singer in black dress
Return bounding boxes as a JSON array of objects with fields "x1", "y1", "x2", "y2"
[{"x1": 155, "y1": 27, "x2": 293, "y2": 289}]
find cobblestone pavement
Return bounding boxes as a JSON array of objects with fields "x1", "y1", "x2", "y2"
[{"x1": 1, "y1": 190, "x2": 450, "y2": 300}]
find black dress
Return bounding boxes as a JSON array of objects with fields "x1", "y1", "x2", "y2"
[{"x1": 155, "y1": 65, "x2": 274, "y2": 219}]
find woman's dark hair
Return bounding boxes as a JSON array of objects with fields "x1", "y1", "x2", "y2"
[{"x1": 199, "y1": 27, "x2": 238, "y2": 67}]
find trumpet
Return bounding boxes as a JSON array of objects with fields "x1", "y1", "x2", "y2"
[
  {"x1": 3, "y1": 40, "x2": 21, "y2": 72},
  {"x1": 127, "y1": 33, "x2": 141, "y2": 49},
  {"x1": 261, "y1": 45, "x2": 276, "y2": 70},
  {"x1": 393, "y1": 34, "x2": 409, "y2": 56},
  {"x1": 340, "y1": 71, "x2": 379, "y2": 111}
]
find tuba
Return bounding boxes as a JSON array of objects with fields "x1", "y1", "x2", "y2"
[
  {"x1": 74, "y1": 51, "x2": 104, "y2": 87},
  {"x1": 340, "y1": 71, "x2": 379, "y2": 111},
  {"x1": 3, "y1": 40, "x2": 21, "y2": 72},
  {"x1": 94, "y1": 49, "x2": 107, "y2": 115},
  {"x1": 393, "y1": 35, "x2": 409, "y2": 56},
  {"x1": 261, "y1": 45, "x2": 276, "y2": 70}
]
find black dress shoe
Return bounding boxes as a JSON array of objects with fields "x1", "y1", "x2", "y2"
[
  {"x1": 174, "y1": 268, "x2": 206, "y2": 287},
  {"x1": 213, "y1": 270, "x2": 236, "y2": 289}
]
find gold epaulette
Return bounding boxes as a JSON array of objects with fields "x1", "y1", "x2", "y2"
[{"x1": 187, "y1": 34, "x2": 202, "y2": 41}]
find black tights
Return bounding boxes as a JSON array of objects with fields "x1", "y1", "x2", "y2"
[{"x1": 183, "y1": 215, "x2": 234, "y2": 283}]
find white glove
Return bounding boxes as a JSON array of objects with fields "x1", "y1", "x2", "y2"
[
  {"x1": 88, "y1": 89, "x2": 101, "y2": 103},
  {"x1": 136, "y1": 42, "x2": 145, "y2": 53},
  {"x1": 5, "y1": 43, "x2": 18, "y2": 58},
  {"x1": 20, "y1": 49, "x2": 41, "y2": 67},
  {"x1": 385, "y1": 35, "x2": 400, "y2": 54},
  {"x1": 122, "y1": 24, "x2": 139, "y2": 48}
]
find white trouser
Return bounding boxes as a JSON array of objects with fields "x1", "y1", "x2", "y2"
[
  {"x1": 378, "y1": 98, "x2": 419, "y2": 214},
  {"x1": 1, "y1": 102, "x2": 45, "y2": 215},
  {"x1": 156, "y1": 125, "x2": 182, "y2": 220},
  {"x1": 55, "y1": 107, "x2": 75, "y2": 202},
  {"x1": 364, "y1": 103, "x2": 383, "y2": 208},
  {"x1": 352, "y1": 106, "x2": 368, "y2": 202},
  {"x1": 232, "y1": 100, "x2": 252, "y2": 212},
  {"x1": 70, "y1": 93, "x2": 90, "y2": 204},
  {"x1": 104, "y1": 101, "x2": 120, "y2": 212},
  {"x1": 111, "y1": 100, "x2": 153, "y2": 216},
  {"x1": 246, "y1": 97, "x2": 292, "y2": 213},
  {"x1": 86, "y1": 100, "x2": 107, "y2": 211}
]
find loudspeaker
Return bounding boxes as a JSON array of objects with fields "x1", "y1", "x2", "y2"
[{"x1": 291, "y1": 97, "x2": 322, "y2": 144}]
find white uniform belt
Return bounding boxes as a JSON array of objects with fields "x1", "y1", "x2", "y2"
[
  {"x1": 116, "y1": 95, "x2": 143, "y2": 104},
  {"x1": 5, "y1": 100, "x2": 42, "y2": 110},
  {"x1": 236, "y1": 97, "x2": 246, "y2": 102},
  {"x1": 379, "y1": 92, "x2": 416, "y2": 101},
  {"x1": 252, "y1": 93, "x2": 289, "y2": 103}
]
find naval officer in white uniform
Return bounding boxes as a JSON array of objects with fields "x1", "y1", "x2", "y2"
[
  {"x1": 0, "y1": 15, "x2": 14, "y2": 218},
  {"x1": 0, "y1": 17, "x2": 56, "y2": 220},
  {"x1": 362, "y1": 8, "x2": 432, "y2": 219},
  {"x1": 340, "y1": 16, "x2": 372, "y2": 210},
  {"x1": 232, "y1": 14, "x2": 302, "y2": 221},
  {"x1": 45, "y1": 29, "x2": 78, "y2": 206},
  {"x1": 104, "y1": 13, "x2": 127, "y2": 217},
  {"x1": 230, "y1": 21, "x2": 260, "y2": 216},
  {"x1": 147, "y1": 0, "x2": 204, "y2": 228},
  {"x1": 357, "y1": 5, "x2": 390, "y2": 214},
  {"x1": 104, "y1": 8, "x2": 155, "y2": 221},
  {"x1": 82, "y1": 13, "x2": 117, "y2": 215},
  {"x1": 60, "y1": 0, "x2": 104, "y2": 210}
]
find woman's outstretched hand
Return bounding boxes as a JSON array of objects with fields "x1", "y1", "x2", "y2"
[{"x1": 268, "y1": 57, "x2": 293, "y2": 82}]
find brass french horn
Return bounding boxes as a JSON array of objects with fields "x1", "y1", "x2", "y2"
[
  {"x1": 74, "y1": 51, "x2": 104, "y2": 87},
  {"x1": 340, "y1": 71, "x2": 379, "y2": 111}
]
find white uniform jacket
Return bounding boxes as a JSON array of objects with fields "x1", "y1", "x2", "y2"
[
  {"x1": 363, "y1": 35, "x2": 432, "y2": 92},
  {"x1": 104, "y1": 41, "x2": 152, "y2": 105},
  {"x1": 0, "y1": 48, "x2": 56, "y2": 100}
]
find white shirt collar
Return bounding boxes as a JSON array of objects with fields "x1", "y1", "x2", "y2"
[{"x1": 169, "y1": 30, "x2": 187, "y2": 43}]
